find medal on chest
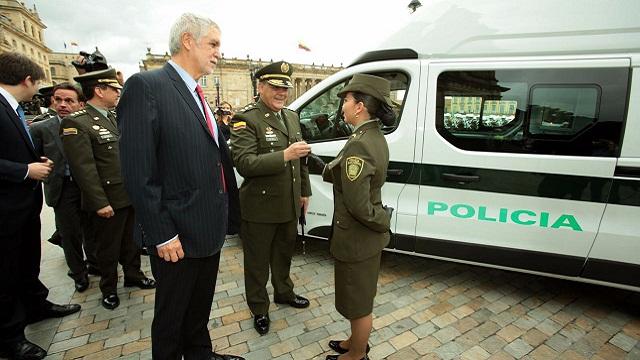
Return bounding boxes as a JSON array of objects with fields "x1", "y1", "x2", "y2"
[{"x1": 264, "y1": 126, "x2": 279, "y2": 142}]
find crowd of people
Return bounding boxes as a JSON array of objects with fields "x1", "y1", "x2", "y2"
[{"x1": 1, "y1": 12, "x2": 394, "y2": 360}]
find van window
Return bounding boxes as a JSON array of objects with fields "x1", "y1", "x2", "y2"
[
  {"x1": 436, "y1": 68, "x2": 629, "y2": 156},
  {"x1": 298, "y1": 72, "x2": 408, "y2": 143}
]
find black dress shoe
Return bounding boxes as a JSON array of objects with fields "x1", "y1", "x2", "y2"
[
  {"x1": 326, "y1": 355, "x2": 368, "y2": 360},
  {"x1": 211, "y1": 352, "x2": 245, "y2": 360},
  {"x1": 124, "y1": 277, "x2": 156, "y2": 289},
  {"x1": 253, "y1": 314, "x2": 269, "y2": 335},
  {"x1": 74, "y1": 274, "x2": 89, "y2": 292},
  {"x1": 0, "y1": 339, "x2": 46, "y2": 360},
  {"x1": 27, "y1": 302, "x2": 81, "y2": 324},
  {"x1": 328, "y1": 340, "x2": 371, "y2": 354},
  {"x1": 102, "y1": 294, "x2": 120, "y2": 310},
  {"x1": 274, "y1": 294, "x2": 309, "y2": 309}
]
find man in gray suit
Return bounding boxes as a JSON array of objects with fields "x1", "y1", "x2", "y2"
[
  {"x1": 118, "y1": 13, "x2": 242, "y2": 360},
  {"x1": 30, "y1": 83, "x2": 97, "y2": 292}
]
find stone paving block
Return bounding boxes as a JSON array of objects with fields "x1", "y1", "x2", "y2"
[
  {"x1": 493, "y1": 311, "x2": 518, "y2": 327},
  {"x1": 387, "y1": 345, "x2": 421, "y2": 360},
  {"x1": 610, "y1": 332, "x2": 638, "y2": 352},
  {"x1": 48, "y1": 334, "x2": 90, "y2": 354},
  {"x1": 504, "y1": 338, "x2": 533, "y2": 358},
  {"x1": 481, "y1": 334, "x2": 508, "y2": 354},
  {"x1": 497, "y1": 324, "x2": 524, "y2": 343},
  {"x1": 488, "y1": 349, "x2": 516, "y2": 360},
  {"x1": 62, "y1": 340, "x2": 104, "y2": 359},
  {"x1": 434, "y1": 340, "x2": 466, "y2": 360},
  {"x1": 477, "y1": 321, "x2": 501, "y2": 338},
  {"x1": 269, "y1": 336, "x2": 300, "y2": 358},
  {"x1": 58, "y1": 316, "x2": 95, "y2": 332},
  {"x1": 535, "y1": 318, "x2": 563, "y2": 336},
  {"x1": 432, "y1": 313, "x2": 457, "y2": 329},
  {"x1": 433, "y1": 326, "x2": 461, "y2": 344},
  {"x1": 558, "y1": 349, "x2": 589, "y2": 360},
  {"x1": 369, "y1": 341, "x2": 398, "y2": 359},
  {"x1": 121, "y1": 338, "x2": 151, "y2": 355},
  {"x1": 88, "y1": 324, "x2": 126, "y2": 342},
  {"x1": 594, "y1": 343, "x2": 627, "y2": 359},
  {"x1": 52, "y1": 329, "x2": 73, "y2": 343},
  {"x1": 545, "y1": 333, "x2": 573, "y2": 353},
  {"x1": 104, "y1": 330, "x2": 140, "y2": 348},
  {"x1": 390, "y1": 329, "x2": 419, "y2": 350},
  {"x1": 461, "y1": 345, "x2": 491, "y2": 360}
]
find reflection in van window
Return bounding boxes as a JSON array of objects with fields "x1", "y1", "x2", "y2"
[
  {"x1": 298, "y1": 71, "x2": 409, "y2": 143},
  {"x1": 436, "y1": 68, "x2": 629, "y2": 157}
]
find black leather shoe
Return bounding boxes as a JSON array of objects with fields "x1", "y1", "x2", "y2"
[
  {"x1": 124, "y1": 277, "x2": 156, "y2": 289},
  {"x1": 275, "y1": 294, "x2": 310, "y2": 309},
  {"x1": 253, "y1": 314, "x2": 269, "y2": 335},
  {"x1": 328, "y1": 340, "x2": 371, "y2": 354},
  {"x1": 28, "y1": 302, "x2": 81, "y2": 324},
  {"x1": 74, "y1": 274, "x2": 89, "y2": 292},
  {"x1": 0, "y1": 339, "x2": 46, "y2": 360},
  {"x1": 326, "y1": 355, "x2": 368, "y2": 360},
  {"x1": 211, "y1": 352, "x2": 245, "y2": 360},
  {"x1": 102, "y1": 294, "x2": 120, "y2": 310}
]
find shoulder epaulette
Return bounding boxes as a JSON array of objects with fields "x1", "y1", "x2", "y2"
[
  {"x1": 68, "y1": 109, "x2": 88, "y2": 118},
  {"x1": 239, "y1": 103, "x2": 258, "y2": 113}
]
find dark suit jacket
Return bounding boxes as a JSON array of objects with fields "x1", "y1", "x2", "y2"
[
  {"x1": 0, "y1": 94, "x2": 42, "y2": 232},
  {"x1": 29, "y1": 116, "x2": 66, "y2": 207},
  {"x1": 117, "y1": 63, "x2": 240, "y2": 258}
]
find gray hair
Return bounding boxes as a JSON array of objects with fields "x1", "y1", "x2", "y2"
[{"x1": 168, "y1": 13, "x2": 219, "y2": 55}]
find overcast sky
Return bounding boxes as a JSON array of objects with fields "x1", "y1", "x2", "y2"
[{"x1": 25, "y1": 0, "x2": 414, "y2": 79}]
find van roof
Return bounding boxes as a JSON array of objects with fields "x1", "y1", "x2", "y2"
[{"x1": 352, "y1": 0, "x2": 640, "y2": 66}]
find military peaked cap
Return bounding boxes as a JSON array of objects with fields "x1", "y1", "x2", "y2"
[
  {"x1": 255, "y1": 61, "x2": 293, "y2": 88},
  {"x1": 73, "y1": 68, "x2": 122, "y2": 89},
  {"x1": 338, "y1": 73, "x2": 394, "y2": 107}
]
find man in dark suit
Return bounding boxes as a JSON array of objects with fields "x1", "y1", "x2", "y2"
[
  {"x1": 0, "y1": 52, "x2": 81, "y2": 360},
  {"x1": 118, "y1": 13, "x2": 243, "y2": 360},
  {"x1": 30, "y1": 83, "x2": 98, "y2": 292}
]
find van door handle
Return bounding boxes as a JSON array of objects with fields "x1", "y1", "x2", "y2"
[
  {"x1": 387, "y1": 169, "x2": 404, "y2": 176},
  {"x1": 441, "y1": 173, "x2": 480, "y2": 183}
]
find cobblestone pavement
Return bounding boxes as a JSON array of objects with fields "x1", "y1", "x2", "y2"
[{"x1": 11, "y1": 208, "x2": 640, "y2": 359}]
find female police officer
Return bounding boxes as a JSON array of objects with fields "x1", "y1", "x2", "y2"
[{"x1": 322, "y1": 74, "x2": 395, "y2": 360}]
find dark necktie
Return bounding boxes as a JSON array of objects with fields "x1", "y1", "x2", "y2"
[
  {"x1": 16, "y1": 105, "x2": 33, "y2": 145},
  {"x1": 195, "y1": 84, "x2": 226, "y2": 192}
]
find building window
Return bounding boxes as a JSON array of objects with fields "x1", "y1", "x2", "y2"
[
  {"x1": 12, "y1": 39, "x2": 17, "y2": 49},
  {"x1": 23, "y1": 20, "x2": 27, "y2": 32},
  {"x1": 50, "y1": 67, "x2": 56, "y2": 76},
  {"x1": 200, "y1": 76, "x2": 207, "y2": 87}
]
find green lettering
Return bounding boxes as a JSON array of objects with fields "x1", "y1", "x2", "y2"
[
  {"x1": 428, "y1": 201, "x2": 448, "y2": 215},
  {"x1": 551, "y1": 215, "x2": 583, "y2": 232},
  {"x1": 499, "y1": 208, "x2": 508, "y2": 223},
  {"x1": 451, "y1": 204, "x2": 475, "y2": 219},
  {"x1": 478, "y1": 206, "x2": 497, "y2": 222},
  {"x1": 539, "y1": 212, "x2": 549, "y2": 227},
  {"x1": 511, "y1": 209, "x2": 536, "y2": 225}
]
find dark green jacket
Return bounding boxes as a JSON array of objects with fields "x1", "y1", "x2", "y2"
[
  {"x1": 231, "y1": 100, "x2": 311, "y2": 223},
  {"x1": 323, "y1": 120, "x2": 390, "y2": 262},
  {"x1": 61, "y1": 105, "x2": 130, "y2": 212}
]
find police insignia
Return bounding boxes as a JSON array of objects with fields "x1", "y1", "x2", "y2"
[
  {"x1": 281, "y1": 62, "x2": 290, "y2": 73},
  {"x1": 62, "y1": 128, "x2": 78, "y2": 136},
  {"x1": 345, "y1": 156, "x2": 364, "y2": 181},
  {"x1": 232, "y1": 121, "x2": 246, "y2": 131}
]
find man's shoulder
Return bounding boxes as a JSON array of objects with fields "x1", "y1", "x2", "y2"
[{"x1": 61, "y1": 109, "x2": 90, "y2": 126}]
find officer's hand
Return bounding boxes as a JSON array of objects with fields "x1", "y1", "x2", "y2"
[
  {"x1": 96, "y1": 205, "x2": 115, "y2": 218},
  {"x1": 27, "y1": 162, "x2": 52, "y2": 180},
  {"x1": 157, "y1": 237, "x2": 185, "y2": 262},
  {"x1": 284, "y1": 141, "x2": 311, "y2": 161},
  {"x1": 300, "y1": 196, "x2": 310, "y2": 215}
]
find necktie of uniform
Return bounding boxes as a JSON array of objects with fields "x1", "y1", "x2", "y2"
[
  {"x1": 275, "y1": 111, "x2": 286, "y2": 129},
  {"x1": 16, "y1": 105, "x2": 33, "y2": 145},
  {"x1": 195, "y1": 84, "x2": 226, "y2": 192}
]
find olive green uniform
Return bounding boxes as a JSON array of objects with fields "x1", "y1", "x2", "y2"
[
  {"x1": 323, "y1": 120, "x2": 390, "y2": 319},
  {"x1": 230, "y1": 100, "x2": 311, "y2": 315},
  {"x1": 60, "y1": 104, "x2": 145, "y2": 296}
]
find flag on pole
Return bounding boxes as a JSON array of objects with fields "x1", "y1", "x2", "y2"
[
  {"x1": 297, "y1": 42, "x2": 311, "y2": 52},
  {"x1": 70, "y1": 41, "x2": 79, "y2": 46},
  {"x1": 63, "y1": 42, "x2": 67, "y2": 49}
]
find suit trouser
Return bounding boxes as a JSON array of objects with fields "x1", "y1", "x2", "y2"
[
  {"x1": 149, "y1": 252, "x2": 220, "y2": 360},
  {"x1": 0, "y1": 202, "x2": 48, "y2": 345},
  {"x1": 241, "y1": 219, "x2": 297, "y2": 315},
  {"x1": 91, "y1": 206, "x2": 144, "y2": 296},
  {"x1": 54, "y1": 177, "x2": 97, "y2": 279}
]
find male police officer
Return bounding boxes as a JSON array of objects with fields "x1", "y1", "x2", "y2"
[
  {"x1": 231, "y1": 61, "x2": 312, "y2": 335},
  {"x1": 61, "y1": 68, "x2": 155, "y2": 310}
]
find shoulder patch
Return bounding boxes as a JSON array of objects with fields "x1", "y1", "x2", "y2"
[
  {"x1": 345, "y1": 156, "x2": 364, "y2": 181},
  {"x1": 232, "y1": 121, "x2": 246, "y2": 131},
  {"x1": 62, "y1": 127, "x2": 78, "y2": 136},
  {"x1": 240, "y1": 103, "x2": 257, "y2": 113}
]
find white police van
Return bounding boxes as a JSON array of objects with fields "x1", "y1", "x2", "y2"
[{"x1": 288, "y1": 0, "x2": 640, "y2": 291}]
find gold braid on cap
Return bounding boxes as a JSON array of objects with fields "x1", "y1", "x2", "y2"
[{"x1": 259, "y1": 74, "x2": 291, "y2": 81}]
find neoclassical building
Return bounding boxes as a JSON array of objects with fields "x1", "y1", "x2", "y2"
[
  {"x1": 49, "y1": 51, "x2": 80, "y2": 85},
  {"x1": 0, "y1": 0, "x2": 51, "y2": 83},
  {"x1": 140, "y1": 49, "x2": 343, "y2": 109}
]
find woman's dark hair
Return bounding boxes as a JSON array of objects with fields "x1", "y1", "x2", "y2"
[{"x1": 352, "y1": 92, "x2": 396, "y2": 126}]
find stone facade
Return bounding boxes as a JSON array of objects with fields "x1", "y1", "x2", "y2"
[
  {"x1": 140, "y1": 49, "x2": 343, "y2": 110},
  {"x1": 49, "y1": 51, "x2": 80, "y2": 85},
  {"x1": 0, "y1": 0, "x2": 51, "y2": 83}
]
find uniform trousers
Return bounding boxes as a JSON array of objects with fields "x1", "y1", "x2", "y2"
[
  {"x1": 54, "y1": 177, "x2": 97, "y2": 279},
  {"x1": 241, "y1": 219, "x2": 297, "y2": 315},
  {"x1": 0, "y1": 198, "x2": 48, "y2": 345},
  {"x1": 90, "y1": 205, "x2": 144, "y2": 296},
  {"x1": 149, "y1": 252, "x2": 220, "y2": 360}
]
